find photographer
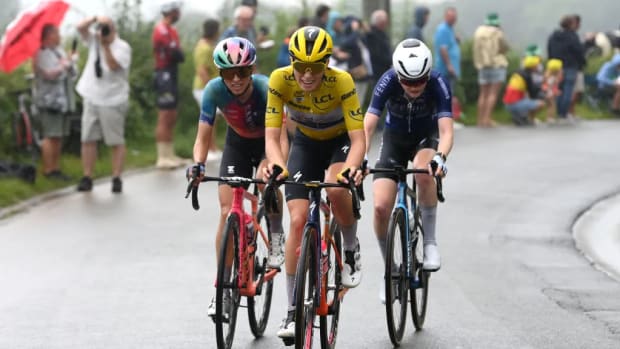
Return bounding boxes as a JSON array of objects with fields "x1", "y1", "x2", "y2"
[{"x1": 75, "y1": 16, "x2": 132, "y2": 193}]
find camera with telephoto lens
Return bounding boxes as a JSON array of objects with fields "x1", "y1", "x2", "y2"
[{"x1": 98, "y1": 23, "x2": 111, "y2": 37}]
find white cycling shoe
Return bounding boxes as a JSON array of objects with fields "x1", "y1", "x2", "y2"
[
  {"x1": 423, "y1": 244, "x2": 441, "y2": 271},
  {"x1": 276, "y1": 309, "x2": 295, "y2": 338}
]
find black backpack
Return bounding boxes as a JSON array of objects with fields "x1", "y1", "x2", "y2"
[{"x1": 0, "y1": 160, "x2": 36, "y2": 184}]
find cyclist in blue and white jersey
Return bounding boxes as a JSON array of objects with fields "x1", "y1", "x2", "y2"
[{"x1": 364, "y1": 39, "x2": 454, "y2": 301}]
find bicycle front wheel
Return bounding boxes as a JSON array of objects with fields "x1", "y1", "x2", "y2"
[
  {"x1": 319, "y1": 220, "x2": 342, "y2": 349},
  {"x1": 410, "y1": 208, "x2": 429, "y2": 330},
  {"x1": 215, "y1": 213, "x2": 241, "y2": 349},
  {"x1": 295, "y1": 225, "x2": 318, "y2": 349},
  {"x1": 248, "y1": 206, "x2": 274, "y2": 337},
  {"x1": 385, "y1": 207, "x2": 409, "y2": 346}
]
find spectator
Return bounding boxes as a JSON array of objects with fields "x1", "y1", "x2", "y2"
[
  {"x1": 33, "y1": 23, "x2": 77, "y2": 181},
  {"x1": 220, "y1": 5, "x2": 257, "y2": 44},
  {"x1": 542, "y1": 59, "x2": 563, "y2": 123},
  {"x1": 365, "y1": 9, "x2": 392, "y2": 81},
  {"x1": 337, "y1": 17, "x2": 373, "y2": 104},
  {"x1": 74, "y1": 16, "x2": 131, "y2": 193},
  {"x1": 311, "y1": 4, "x2": 330, "y2": 29},
  {"x1": 547, "y1": 15, "x2": 585, "y2": 121},
  {"x1": 405, "y1": 6, "x2": 430, "y2": 42},
  {"x1": 596, "y1": 53, "x2": 620, "y2": 115},
  {"x1": 193, "y1": 19, "x2": 221, "y2": 160},
  {"x1": 524, "y1": 43, "x2": 545, "y2": 88},
  {"x1": 472, "y1": 12, "x2": 509, "y2": 128},
  {"x1": 152, "y1": 0, "x2": 186, "y2": 169},
  {"x1": 502, "y1": 55, "x2": 545, "y2": 126},
  {"x1": 326, "y1": 11, "x2": 345, "y2": 46},
  {"x1": 569, "y1": 14, "x2": 585, "y2": 118},
  {"x1": 434, "y1": 7, "x2": 461, "y2": 114}
]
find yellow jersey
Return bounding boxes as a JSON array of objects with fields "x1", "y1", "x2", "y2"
[{"x1": 265, "y1": 66, "x2": 364, "y2": 140}]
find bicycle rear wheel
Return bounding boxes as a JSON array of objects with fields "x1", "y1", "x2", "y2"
[
  {"x1": 215, "y1": 213, "x2": 241, "y2": 349},
  {"x1": 385, "y1": 207, "x2": 408, "y2": 346},
  {"x1": 319, "y1": 220, "x2": 342, "y2": 349},
  {"x1": 295, "y1": 226, "x2": 318, "y2": 349},
  {"x1": 410, "y1": 208, "x2": 429, "y2": 330},
  {"x1": 248, "y1": 206, "x2": 274, "y2": 337}
]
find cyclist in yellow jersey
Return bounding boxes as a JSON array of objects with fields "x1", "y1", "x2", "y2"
[{"x1": 263, "y1": 26, "x2": 366, "y2": 339}]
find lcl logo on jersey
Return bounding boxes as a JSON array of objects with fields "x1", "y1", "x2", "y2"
[{"x1": 313, "y1": 94, "x2": 334, "y2": 104}]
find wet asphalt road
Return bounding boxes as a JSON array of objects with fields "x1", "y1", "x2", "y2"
[{"x1": 1, "y1": 120, "x2": 620, "y2": 348}]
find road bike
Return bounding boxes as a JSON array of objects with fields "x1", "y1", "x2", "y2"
[
  {"x1": 368, "y1": 165, "x2": 444, "y2": 346},
  {"x1": 265, "y1": 166, "x2": 362, "y2": 349},
  {"x1": 186, "y1": 173, "x2": 280, "y2": 349}
]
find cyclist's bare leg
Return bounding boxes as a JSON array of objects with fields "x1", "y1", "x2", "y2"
[
  {"x1": 111, "y1": 145, "x2": 125, "y2": 178},
  {"x1": 80, "y1": 142, "x2": 97, "y2": 177},
  {"x1": 371, "y1": 178, "x2": 397, "y2": 262},
  {"x1": 325, "y1": 163, "x2": 358, "y2": 249}
]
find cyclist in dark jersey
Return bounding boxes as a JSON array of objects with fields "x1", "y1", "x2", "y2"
[
  {"x1": 188, "y1": 37, "x2": 288, "y2": 320},
  {"x1": 364, "y1": 39, "x2": 454, "y2": 302}
]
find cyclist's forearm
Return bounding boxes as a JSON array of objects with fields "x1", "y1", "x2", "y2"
[
  {"x1": 193, "y1": 122, "x2": 212, "y2": 163},
  {"x1": 345, "y1": 129, "x2": 366, "y2": 169},
  {"x1": 363, "y1": 112, "x2": 380, "y2": 154},
  {"x1": 265, "y1": 127, "x2": 286, "y2": 167},
  {"x1": 279, "y1": 125, "x2": 290, "y2": 162},
  {"x1": 437, "y1": 117, "x2": 454, "y2": 157}
]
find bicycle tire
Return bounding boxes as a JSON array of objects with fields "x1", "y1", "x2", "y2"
[
  {"x1": 215, "y1": 213, "x2": 241, "y2": 349},
  {"x1": 385, "y1": 207, "x2": 408, "y2": 346},
  {"x1": 295, "y1": 225, "x2": 318, "y2": 349},
  {"x1": 410, "y1": 207, "x2": 429, "y2": 330},
  {"x1": 247, "y1": 206, "x2": 274, "y2": 337},
  {"x1": 319, "y1": 220, "x2": 342, "y2": 349}
]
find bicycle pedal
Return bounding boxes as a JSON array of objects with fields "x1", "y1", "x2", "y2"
[{"x1": 282, "y1": 338, "x2": 295, "y2": 346}]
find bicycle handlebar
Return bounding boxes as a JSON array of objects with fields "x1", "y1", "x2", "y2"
[
  {"x1": 185, "y1": 174, "x2": 265, "y2": 211},
  {"x1": 369, "y1": 166, "x2": 445, "y2": 203},
  {"x1": 264, "y1": 165, "x2": 362, "y2": 220}
]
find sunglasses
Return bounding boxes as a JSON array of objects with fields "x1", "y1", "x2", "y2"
[
  {"x1": 398, "y1": 75, "x2": 429, "y2": 87},
  {"x1": 292, "y1": 61, "x2": 327, "y2": 75},
  {"x1": 220, "y1": 66, "x2": 253, "y2": 80}
]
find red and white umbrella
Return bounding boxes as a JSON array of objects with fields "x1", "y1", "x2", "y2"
[{"x1": 0, "y1": 0, "x2": 70, "y2": 73}]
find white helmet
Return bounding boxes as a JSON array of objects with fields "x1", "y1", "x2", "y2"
[
  {"x1": 160, "y1": 0, "x2": 182, "y2": 13},
  {"x1": 392, "y1": 39, "x2": 432, "y2": 79}
]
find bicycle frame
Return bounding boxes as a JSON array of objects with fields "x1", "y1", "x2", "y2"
[
  {"x1": 189, "y1": 176, "x2": 279, "y2": 297},
  {"x1": 304, "y1": 188, "x2": 347, "y2": 317},
  {"x1": 395, "y1": 175, "x2": 420, "y2": 287}
]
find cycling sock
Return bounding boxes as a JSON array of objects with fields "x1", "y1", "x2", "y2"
[
  {"x1": 268, "y1": 212, "x2": 284, "y2": 236},
  {"x1": 341, "y1": 221, "x2": 358, "y2": 251},
  {"x1": 286, "y1": 274, "x2": 296, "y2": 311},
  {"x1": 377, "y1": 236, "x2": 388, "y2": 263},
  {"x1": 420, "y1": 205, "x2": 437, "y2": 245}
]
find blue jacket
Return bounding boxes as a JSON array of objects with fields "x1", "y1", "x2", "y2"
[{"x1": 597, "y1": 53, "x2": 620, "y2": 88}]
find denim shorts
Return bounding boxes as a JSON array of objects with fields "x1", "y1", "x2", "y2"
[
  {"x1": 505, "y1": 98, "x2": 541, "y2": 124},
  {"x1": 478, "y1": 67, "x2": 507, "y2": 85}
]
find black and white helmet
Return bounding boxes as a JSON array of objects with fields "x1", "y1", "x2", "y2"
[{"x1": 392, "y1": 39, "x2": 432, "y2": 79}]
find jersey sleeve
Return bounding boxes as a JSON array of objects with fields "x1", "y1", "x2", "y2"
[
  {"x1": 431, "y1": 72, "x2": 453, "y2": 119},
  {"x1": 199, "y1": 79, "x2": 219, "y2": 125},
  {"x1": 367, "y1": 69, "x2": 395, "y2": 117},
  {"x1": 265, "y1": 70, "x2": 286, "y2": 129},
  {"x1": 338, "y1": 71, "x2": 364, "y2": 131}
]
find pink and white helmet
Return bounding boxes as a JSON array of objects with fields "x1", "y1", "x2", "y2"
[{"x1": 213, "y1": 37, "x2": 257, "y2": 69}]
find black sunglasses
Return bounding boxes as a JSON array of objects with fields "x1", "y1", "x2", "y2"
[
  {"x1": 398, "y1": 74, "x2": 429, "y2": 87},
  {"x1": 220, "y1": 66, "x2": 253, "y2": 80}
]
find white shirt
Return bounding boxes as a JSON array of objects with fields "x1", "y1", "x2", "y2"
[{"x1": 76, "y1": 31, "x2": 132, "y2": 106}]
